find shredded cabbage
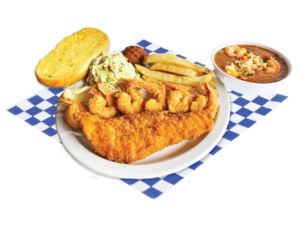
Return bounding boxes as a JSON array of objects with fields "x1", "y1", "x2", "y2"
[{"x1": 86, "y1": 51, "x2": 141, "y2": 93}]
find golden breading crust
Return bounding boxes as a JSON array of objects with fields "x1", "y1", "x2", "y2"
[
  {"x1": 35, "y1": 28, "x2": 109, "y2": 88},
  {"x1": 122, "y1": 46, "x2": 148, "y2": 65}
]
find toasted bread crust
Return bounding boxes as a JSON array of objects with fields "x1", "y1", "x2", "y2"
[{"x1": 35, "y1": 28, "x2": 109, "y2": 88}]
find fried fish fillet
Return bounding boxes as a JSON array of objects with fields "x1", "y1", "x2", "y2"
[{"x1": 78, "y1": 83, "x2": 218, "y2": 164}]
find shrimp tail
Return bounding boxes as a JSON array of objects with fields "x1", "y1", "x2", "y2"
[{"x1": 201, "y1": 82, "x2": 218, "y2": 119}]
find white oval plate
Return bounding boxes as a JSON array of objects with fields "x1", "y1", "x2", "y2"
[{"x1": 56, "y1": 74, "x2": 230, "y2": 179}]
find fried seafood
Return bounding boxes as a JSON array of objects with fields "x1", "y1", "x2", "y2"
[
  {"x1": 97, "y1": 83, "x2": 117, "y2": 107},
  {"x1": 163, "y1": 82, "x2": 193, "y2": 113},
  {"x1": 122, "y1": 46, "x2": 148, "y2": 65},
  {"x1": 87, "y1": 84, "x2": 118, "y2": 118},
  {"x1": 190, "y1": 83, "x2": 208, "y2": 113},
  {"x1": 57, "y1": 98, "x2": 88, "y2": 129},
  {"x1": 77, "y1": 82, "x2": 218, "y2": 164},
  {"x1": 115, "y1": 80, "x2": 143, "y2": 114},
  {"x1": 87, "y1": 84, "x2": 102, "y2": 95},
  {"x1": 126, "y1": 79, "x2": 167, "y2": 112},
  {"x1": 59, "y1": 79, "x2": 218, "y2": 164},
  {"x1": 87, "y1": 95, "x2": 118, "y2": 118}
]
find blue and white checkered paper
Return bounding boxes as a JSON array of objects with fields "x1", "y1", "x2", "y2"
[{"x1": 7, "y1": 39, "x2": 288, "y2": 199}]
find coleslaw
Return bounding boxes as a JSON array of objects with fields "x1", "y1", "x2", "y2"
[{"x1": 86, "y1": 51, "x2": 141, "y2": 93}]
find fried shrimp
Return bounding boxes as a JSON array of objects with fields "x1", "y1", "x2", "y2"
[
  {"x1": 125, "y1": 79, "x2": 167, "y2": 111},
  {"x1": 97, "y1": 83, "x2": 117, "y2": 106},
  {"x1": 198, "y1": 82, "x2": 218, "y2": 119},
  {"x1": 190, "y1": 84, "x2": 208, "y2": 113},
  {"x1": 163, "y1": 82, "x2": 193, "y2": 113},
  {"x1": 115, "y1": 80, "x2": 143, "y2": 114},
  {"x1": 87, "y1": 83, "x2": 118, "y2": 118},
  {"x1": 87, "y1": 84, "x2": 103, "y2": 95},
  {"x1": 57, "y1": 98, "x2": 88, "y2": 129}
]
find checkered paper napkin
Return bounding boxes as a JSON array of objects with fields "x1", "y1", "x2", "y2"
[{"x1": 7, "y1": 40, "x2": 288, "y2": 199}]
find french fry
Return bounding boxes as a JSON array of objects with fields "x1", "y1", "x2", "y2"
[
  {"x1": 143, "y1": 53, "x2": 208, "y2": 74},
  {"x1": 150, "y1": 63, "x2": 197, "y2": 77},
  {"x1": 170, "y1": 83, "x2": 195, "y2": 93},
  {"x1": 142, "y1": 75, "x2": 163, "y2": 85},
  {"x1": 195, "y1": 65, "x2": 216, "y2": 78},
  {"x1": 136, "y1": 65, "x2": 212, "y2": 86},
  {"x1": 208, "y1": 79, "x2": 218, "y2": 88},
  {"x1": 142, "y1": 75, "x2": 195, "y2": 93}
]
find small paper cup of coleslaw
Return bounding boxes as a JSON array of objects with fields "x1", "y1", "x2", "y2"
[{"x1": 211, "y1": 41, "x2": 292, "y2": 95}]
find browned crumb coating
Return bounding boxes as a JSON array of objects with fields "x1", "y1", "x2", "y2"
[{"x1": 122, "y1": 46, "x2": 148, "y2": 65}]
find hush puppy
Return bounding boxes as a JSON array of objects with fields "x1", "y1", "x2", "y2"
[{"x1": 123, "y1": 46, "x2": 148, "y2": 65}]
